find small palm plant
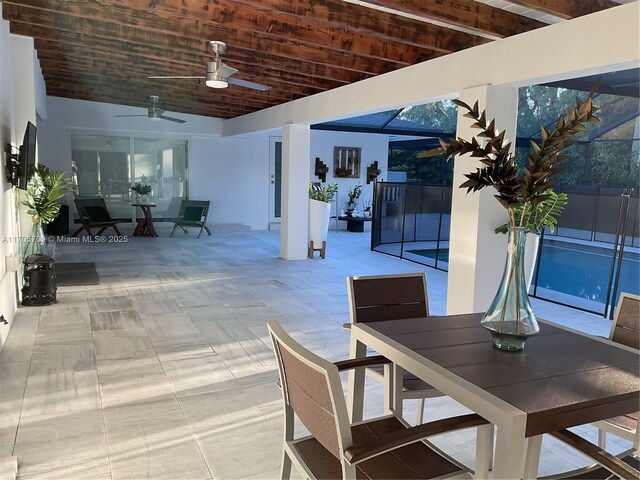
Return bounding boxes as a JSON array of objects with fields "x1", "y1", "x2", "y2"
[
  {"x1": 23, "y1": 164, "x2": 69, "y2": 224},
  {"x1": 22, "y1": 164, "x2": 69, "y2": 256}
]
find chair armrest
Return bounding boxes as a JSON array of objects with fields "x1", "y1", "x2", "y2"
[
  {"x1": 333, "y1": 355, "x2": 391, "y2": 371},
  {"x1": 342, "y1": 323, "x2": 351, "y2": 330},
  {"x1": 344, "y1": 413, "x2": 489, "y2": 465},
  {"x1": 276, "y1": 356, "x2": 390, "y2": 388},
  {"x1": 550, "y1": 429, "x2": 640, "y2": 479}
]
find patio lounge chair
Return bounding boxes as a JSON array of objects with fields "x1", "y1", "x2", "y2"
[
  {"x1": 267, "y1": 319, "x2": 491, "y2": 480},
  {"x1": 72, "y1": 197, "x2": 123, "y2": 238},
  {"x1": 170, "y1": 200, "x2": 212, "y2": 239}
]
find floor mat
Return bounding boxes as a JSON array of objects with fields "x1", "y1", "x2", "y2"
[{"x1": 54, "y1": 262, "x2": 100, "y2": 286}]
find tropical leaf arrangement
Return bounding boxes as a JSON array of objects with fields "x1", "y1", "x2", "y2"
[
  {"x1": 22, "y1": 164, "x2": 69, "y2": 224},
  {"x1": 437, "y1": 85, "x2": 600, "y2": 231},
  {"x1": 495, "y1": 189, "x2": 567, "y2": 234},
  {"x1": 309, "y1": 182, "x2": 338, "y2": 203}
]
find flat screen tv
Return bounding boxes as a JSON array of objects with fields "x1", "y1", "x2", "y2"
[{"x1": 19, "y1": 121, "x2": 37, "y2": 190}]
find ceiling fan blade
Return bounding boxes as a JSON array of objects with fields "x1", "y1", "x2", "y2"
[
  {"x1": 115, "y1": 114, "x2": 148, "y2": 118},
  {"x1": 216, "y1": 64, "x2": 238, "y2": 78},
  {"x1": 148, "y1": 75, "x2": 205, "y2": 79},
  {"x1": 227, "y1": 77, "x2": 271, "y2": 91},
  {"x1": 158, "y1": 115, "x2": 186, "y2": 124}
]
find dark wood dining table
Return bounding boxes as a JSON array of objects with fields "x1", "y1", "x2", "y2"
[{"x1": 348, "y1": 313, "x2": 640, "y2": 479}]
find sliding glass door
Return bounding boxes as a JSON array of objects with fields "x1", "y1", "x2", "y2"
[
  {"x1": 132, "y1": 138, "x2": 187, "y2": 221},
  {"x1": 70, "y1": 134, "x2": 188, "y2": 223},
  {"x1": 71, "y1": 134, "x2": 131, "y2": 220}
]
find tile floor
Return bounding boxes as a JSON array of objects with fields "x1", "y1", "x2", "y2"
[{"x1": 0, "y1": 225, "x2": 633, "y2": 479}]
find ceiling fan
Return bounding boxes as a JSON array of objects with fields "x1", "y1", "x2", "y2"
[
  {"x1": 115, "y1": 95, "x2": 186, "y2": 123},
  {"x1": 148, "y1": 41, "x2": 271, "y2": 91}
]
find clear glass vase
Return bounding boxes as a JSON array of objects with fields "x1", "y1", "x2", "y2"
[
  {"x1": 481, "y1": 226, "x2": 539, "y2": 351},
  {"x1": 22, "y1": 222, "x2": 48, "y2": 258}
]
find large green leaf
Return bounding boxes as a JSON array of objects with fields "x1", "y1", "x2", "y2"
[{"x1": 22, "y1": 164, "x2": 70, "y2": 224}]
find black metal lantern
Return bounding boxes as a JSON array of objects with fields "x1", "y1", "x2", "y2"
[{"x1": 22, "y1": 254, "x2": 57, "y2": 306}]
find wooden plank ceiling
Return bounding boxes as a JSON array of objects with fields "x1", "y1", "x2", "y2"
[{"x1": 1, "y1": 0, "x2": 622, "y2": 120}]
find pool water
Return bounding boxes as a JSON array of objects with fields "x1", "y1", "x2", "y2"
[
  {"x1": 407, "y1": 249, "x2": 449, "y2": 263},
  {"x1": 407, "y1": 240, "x2": 639, "y2": 304},
  {"x1": 535, "y1": 240, "x2": 639, "y2": 303}
]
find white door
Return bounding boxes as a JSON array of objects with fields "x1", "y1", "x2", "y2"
[{"x1": 269, "y1": 136, "x2": 282, "y2": 225}]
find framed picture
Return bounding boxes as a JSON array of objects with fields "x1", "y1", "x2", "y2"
[{"x1": 333, "y1": 146, "x2": 361, "y2": 178}]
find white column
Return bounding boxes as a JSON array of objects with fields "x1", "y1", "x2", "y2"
[
  {"x1": 280, "y1": 123, "x2": 310, "y2": 260},
  {"x1": 446, "y1": 85, "x2": 518, "y2": 315}
]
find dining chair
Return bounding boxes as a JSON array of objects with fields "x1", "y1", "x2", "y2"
[
  {"x1": 527, "y1": 428, "x2": 639, "y2": 479},
  {"x1": 593, "y1": 292, "x2": 639, "y2": 451},
  {"x1": 345, "y1": 272, "x2": 443, "y2": 424},
  {"x1": 267, "y1": 320, "x2": 492, "y2": 480}
]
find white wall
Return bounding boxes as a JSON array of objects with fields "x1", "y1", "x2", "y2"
[
  {"x1": 189, "y1": 132, "x2": 270, "y2": 230},
  {"x1": 310, "y1": 130, "x2": 388, "y2": 213},
  {"x1": 38, "y1": 99, "x2": 391, "y2": 231},
  {"x1": 0, "y1": 14, "x2": 45, "y2": 350},
  {"x1": 39, "y1": 96, "x2": 223, "y2": 176},
  {"x1": 38, "y1": 98, "x2": 271, "y2": 229},
  {"x1": 0, "y1": 10, "x2": 17, "y2": 350}
]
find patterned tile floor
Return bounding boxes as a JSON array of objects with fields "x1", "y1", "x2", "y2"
[{"x1": 0, "y1": 225, "x2": 632, "y2": 479}]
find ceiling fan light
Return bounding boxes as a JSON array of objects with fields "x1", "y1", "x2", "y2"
[{"x1": 206, "y1": 78, "x2": 228, "y2": 88}]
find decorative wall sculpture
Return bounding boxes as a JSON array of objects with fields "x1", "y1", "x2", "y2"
[
  {"x1": 314, "y1": 157, "x2": 328, "y2": 182},
  {"x1": 333, "y1": 146, "x2": 361, "y2": 178}
]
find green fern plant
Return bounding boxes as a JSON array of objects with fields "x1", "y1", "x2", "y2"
[
  {"x1": 495, "y1": 189, "x2": 568, "y2": 234},
  {"x1": 22, "y1": 164, "x2": 69, "y2": 224}
]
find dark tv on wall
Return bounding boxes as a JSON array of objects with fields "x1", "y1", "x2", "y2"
[{"x1": 19, "y1": 121, "x2": 37, "y2": 189}]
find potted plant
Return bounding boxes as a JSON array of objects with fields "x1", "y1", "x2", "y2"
[
  {"x1": 345, "y1": 184, "x2": 362, "y2": 216},
  {"x1": 362, "y1": 199, "x2": 372, "y2": 218},
  {"x1": 308, "y1": 182, "x2": 338, "y2": 258},
  {"x1": 130, "y1": 178, "x2": 152, "y2": 204},
  {"x1": 434, "y1": 87, "x2": 599, "y2": 351},
  {"x1": 22, "y1": 164, "x2": 69, "y2": 257}
]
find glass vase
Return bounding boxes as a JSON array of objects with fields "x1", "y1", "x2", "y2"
[
  {"x1": 481, "y1": 226, "x2": 539, "y2": 351},
  {"x1": 22, "y1": 222, "x2": 48, "y2": 258}
]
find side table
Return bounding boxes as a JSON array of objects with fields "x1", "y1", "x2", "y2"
[
  {"x1": 132, "y1": 203, "x2": 158, "y2": 237},
  {"x1": 337, "y1": 215, "x2": 372, "y2": 232}
]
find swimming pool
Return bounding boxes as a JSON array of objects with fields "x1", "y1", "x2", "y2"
[
  {"x1": 407, "y1": 240, "x2": 639, "y2": 305},
  {"x1": 535, "y1": 240, "x2": 639, "y2": 304}
]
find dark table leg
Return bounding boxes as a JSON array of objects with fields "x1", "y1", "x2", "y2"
[{"x1": 347, "y1": 220, "x2": 365, "y2": 232}]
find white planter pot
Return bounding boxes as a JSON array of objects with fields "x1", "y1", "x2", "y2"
[
  {"x1": 524, "y1": 232, "x2": 540, "y2": 290},
  {"x1": 308, "y1": 199, "x2": 331, "y2": 245}
]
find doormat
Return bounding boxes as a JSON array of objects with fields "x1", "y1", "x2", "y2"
[{"x1": 54, "y1": 262, "x2": 100, "y2": 286}]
